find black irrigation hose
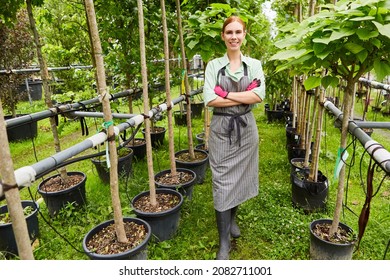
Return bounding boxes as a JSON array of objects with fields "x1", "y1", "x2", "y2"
[{"x1": 27, "y1": 186, "x2": 85, "y2": 255}]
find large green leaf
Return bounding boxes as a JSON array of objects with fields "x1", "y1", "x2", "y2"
[
  {"x1": 329, "y1": 28, "x2": 356, "y2": 41},
  {"x1": 373, "y1": 21, "x2": 390, "y2": 38},
  {"x1": 350, "y1": 16, "x2": 375, "y2": 21},
  {"x1": 345, "y1": 42, "x2": 365, "y2": 54},
  {"x1": 321, "y1": 75, "x2": 340, "y2": 89},
  {"x1": 304, "y1": 76, "x2": 321, "y2": 90},
  {"x1": 356, "y1": 28, "x2": 379, "y2": 40},
  {"x1": 270, "y1": 49, "x2": 308, "y2": 61},
  {"x1": 187, "y1": 39, "x2": 199, "y2": 50},
  {"x1": 274, "y1": 37, "x2": 301, "y2": 49},
  {"x1": 356, "y1": 50, "x2": 369, "y2": 64},
  {"x1": 373, "y1": 59, "x2": 390, "y2": 81}
]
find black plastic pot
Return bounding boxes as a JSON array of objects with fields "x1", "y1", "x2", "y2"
[
  {"x1": 287, "y1": 143, "x2": 307, "y2": 161},
  {"x1": 285, "y1": 127, "x2": 300, "y2": 147},
  {"x1": 175, "y1": 149, "x2": 209, "y2": 184},
  {"x1": 91, "y1": 147, "x2": 134, "y2": 184},
  {"x1": 0, "y1": 200, "x2": 39, "y2": 256},
  {"x1": 5, "y1": 115, "x2": 38, "y2": 142},
  {"x1": 142, "y1": 126, "x2": 166, "y2": 148},
  {"x1": 174, "y1": 111, "x2": 188, "y2": 126},
  {"x1": 290, "y1": 169, "x2": 328, "y2": 212},
  {"x1": 310, "y1": 219, "x2": 356, "y2": 260},
  {"x1": 82, "y1": 217, "x2": 151, "y2": 260},
  {"x1": 155, "y1": 168, "x2": 197, "y2": 200},
  {"x1": 131, "y1": 188, "x2": 183, "y2": 242},
  {"x1": 266, "y1": 109, "x2": 285, "y2": 123},
  {"x1": 195, "y1": 143, "x2": 208, "y2": 153},
  {"x1": 185, "y1": 101, "x2": 204, "y2": 118},
  {"x1": 18, "y1": 79, "x2": 43, "y2": 101},
  {"x1": 38, "y1": 171, "x2": 87, "y2": 217},
  {"x1": 126, "y1": 138, "x2": 146, "y2": 160},
  {"x1": 196, "y1": 132, "x2": 205, "y2": 144}
]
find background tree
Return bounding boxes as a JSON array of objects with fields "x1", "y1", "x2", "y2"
[{"x1": 0, "y1": 10, "x2": 35, "y2": 117}]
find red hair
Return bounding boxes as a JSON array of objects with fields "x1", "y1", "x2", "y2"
[{"x1": 222, "y1": 16, "x2": 246, "y2": 33}]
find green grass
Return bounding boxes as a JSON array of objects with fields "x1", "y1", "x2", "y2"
[{"x1": 1, "y1": 95, "x2": 389, "y2": 260}]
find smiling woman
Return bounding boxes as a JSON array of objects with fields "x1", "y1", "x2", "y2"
[{"x1": 202, "y1": 15, "x2": 266, "y2": 260}]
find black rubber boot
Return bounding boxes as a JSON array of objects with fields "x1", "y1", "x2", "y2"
[
  {"x1": 231, "y1": 206, "x2": 241, "y2": 238},
  {"x1": 215, "y1": 209, "x2": 231, "y2": 260}
]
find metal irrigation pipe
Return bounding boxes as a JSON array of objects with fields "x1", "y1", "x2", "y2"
[
  {"x1": 359, "y1": 78, "x2": 390, "y2": 93},
  {"x1": 0, "y1": 65, "x2": 93, "y2": 75},
  {"x1": 324, "y1": 100, "x2": 390, "y2": 174},
  {"x1": 0, "y1": 87, "x2": 203, "y2": 198},
  {"x1": 5, "y1": 88, "x2": 140, "y2": 129}
]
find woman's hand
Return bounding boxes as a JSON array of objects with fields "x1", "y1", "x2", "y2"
[
  {"x1": 214, "y1": 85, "x2": 229, "y2": 98},
  {"x1": 246, "y1": 78, "x2": 261, "y2": 91}
]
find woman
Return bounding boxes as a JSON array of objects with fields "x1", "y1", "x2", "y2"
[{"x1": 203, "y1": 16, "x2": 265, "y2": 260}]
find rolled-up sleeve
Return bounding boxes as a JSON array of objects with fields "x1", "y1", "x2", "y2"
[
  {"x1": 248, "y1": 58, "x2": 266, "y2": 101},
  {"x1": 203, "y1": 60, "x2": 218, "y2": 106}
]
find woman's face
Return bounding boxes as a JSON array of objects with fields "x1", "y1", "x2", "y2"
[{"x1": 221, "y1": 21, "x2": 246, "y2": 51}]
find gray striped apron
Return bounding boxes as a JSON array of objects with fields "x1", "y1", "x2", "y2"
[{"x1": 209, "y1": 63, "x2": 259, "y2": 212}]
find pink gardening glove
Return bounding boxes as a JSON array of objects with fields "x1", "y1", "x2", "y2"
[
  {"x1": 246, "y1": 78, "x2": 261, "y2": 91},
  {"x1": 214, "y1": 85, "x2": 229, "y2": 98}
]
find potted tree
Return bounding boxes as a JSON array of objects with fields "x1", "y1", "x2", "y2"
[
  {"x1": 25, "y1": 0, "x2": 89, "y2": 217},
  {"x1": 152, "y1": 0, "x2": 198, "y2": 201},
  {"x1": 130, "y1": 0, "x2": 185, "y2": 243},
  {"x1": 271, "y1": 0, "x2": 390, "y2": 259},
  {"x1": 82, "y1": 0, "x2": 151, "y2": 259}
]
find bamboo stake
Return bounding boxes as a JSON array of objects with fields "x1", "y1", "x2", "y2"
[
  {"x1": 176, "y1": 0, "x2": 195, "y2": 159},
  {"x1": 137, "y1": 0, "x2": 157, "y2": 206},
  {"x1": 0, "y1": 101, "x2": 34, "y2": 259},
  {"x1": 160, "y1": 0, "x2": 177, "y2": 176}
]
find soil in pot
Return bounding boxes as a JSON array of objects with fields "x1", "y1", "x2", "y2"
[
  {"x1": 155, "y1": 168, "x2": 197, "y2": 200},
  {"x1": 91, "y1": 147, "x2": 134, "y2": 184},
  {"x1": 83, "y1": 217, "x2": 151, "y2": 260},
  {"x1": 175, "y1": 149, "x2": 209, "y2": 184},
  {"x1": 0, "y1": 200, "x2": 39, "y2": 257},
  {"x1": 126, "y1": 138, "x2": 146, "y2": 160},
  {"x1": 38, "y1": 171, "x2": 87, "y2": 217},
  {"x1": 310, "y1": 219, "x2": 356, "y2": 260},
  {"x1": 131, "y1": 189, "x2": 183, "y2": 242}
]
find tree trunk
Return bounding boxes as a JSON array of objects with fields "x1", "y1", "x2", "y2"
[
  {"x1": 84, "y1": 0, "x2": 127, "y2": 243},
  {"x1": 160, "y1": 0, "x2": 177, "y2": 176},
  {"x1": 308, "y1": 87, "x2": 325, "y2": 182},
  {"x1": 0, "y1": 101, "x2": 34, "y2": 260},
  {"x1": 26, "y1": 0, "x2": 69, "y2": 183},
  {"x1": 330, "y1": 80, "x2": 354, "y2": 235},
  {"x1": 176, "y1": 0, "x2": 195, "y2": 159},
  {"x1": 137, "y1": 0, "x2": 157, "y2": 207}
]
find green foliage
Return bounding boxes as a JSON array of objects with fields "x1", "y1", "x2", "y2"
[
  {"x1": 0, "y1": 0, "x2": 25, "y2": 26},
  {"x1": 271, "y1": 0, "x2": 390, "y2": 88}
]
